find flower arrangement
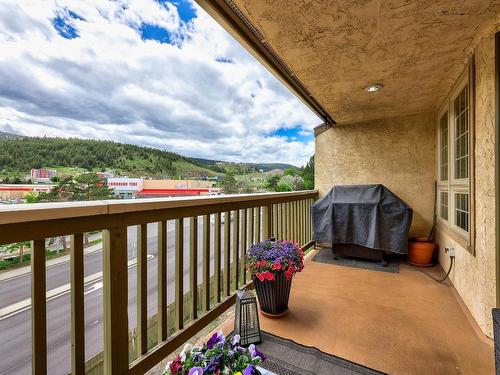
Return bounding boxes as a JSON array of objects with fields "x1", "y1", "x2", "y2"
[
  {"x1": 162, "y1": 332, "x2": 265, "y2": 375},
  {"x1": 245, "y1": 240, "x2": 304, "y2": 282}
]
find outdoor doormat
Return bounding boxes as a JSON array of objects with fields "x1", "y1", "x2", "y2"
[
  {"x1": 312, "y1": 249, "x2": 399, "y2": 273},
  {"x1": 257, "y1": 331, "x2": 386, "y2": 375}
]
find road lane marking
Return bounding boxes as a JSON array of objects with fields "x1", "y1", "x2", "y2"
[
  {"x1": 0, "y1": 244, "x2": 104, "y2": 283},
  {"x1": 0, "y1": 254, "x2": 154, "y2": 320},
  {"x1": 84, "y1": 281, "x2": 103, "y2": 295}
]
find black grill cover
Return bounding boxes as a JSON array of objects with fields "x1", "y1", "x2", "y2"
[{"x1": 312, "y1": 184, "x2": 413, "y2": 254}]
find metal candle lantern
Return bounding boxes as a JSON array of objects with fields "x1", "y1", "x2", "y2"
[{"x1": 234, "y1": 288, "x2": 261, "y2": 346}]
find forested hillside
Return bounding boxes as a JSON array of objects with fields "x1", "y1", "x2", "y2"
[
  {"x1": 0, "y1": 136, "x2": 217, "y2": 178},
  {"x1": 191, "y1": 158, "x2": 295, "y2": 173}
]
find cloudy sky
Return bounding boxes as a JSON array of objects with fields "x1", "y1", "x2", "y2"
[{"x1": 0, "y1": 0, "x2": 320, "y2": 166}]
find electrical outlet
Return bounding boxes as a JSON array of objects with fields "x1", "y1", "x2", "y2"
[{"x1": 445, "y1": 247, "x2": 455, "y2": 257}]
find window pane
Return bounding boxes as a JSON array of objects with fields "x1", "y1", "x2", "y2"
[
  {"x1": 440, "y1": 191, "x2": 448, "y2": 220},
  {"x1": 454, "y1": 85, "x2": 469, "y2": 179},
  {"x1": 454, "y1": 192, "x2": 469, "y2": 232},
  {"x1": 439, "y1": 113, "x2": 448, "y2": 181}
]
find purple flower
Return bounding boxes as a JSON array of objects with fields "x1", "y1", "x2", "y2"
[
  {"x1": 243, "y1": 365, "x2": 257, "y2": 375},
  {"x1": 207, "y1": 331, "x2": 225, "y2": 349},
  {"x1": 231, "y1": 334, "x2": 241, "y2": 348},
  {"x1": 191, "y1": 351, "x2": 205, "y2": 363},
  {"x1": 204, "y1": 353, "x2": 222, "y2": 373},
  {"x1": 248, "y1": 344, "x2": 266, "y2": 361},
  {"x1": 234, "y1": 345, "x2": 247, "y2": 354},
  {"x1": 188, "y1": 367, "x2": 203, "y2": 375}
]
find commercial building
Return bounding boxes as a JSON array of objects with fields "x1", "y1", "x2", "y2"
[
  {"x1": 106, "y1": 178, "x2": 219, "y2": 198},
  {"x1": 30, "y1": 168, "x2": 57, "y2": 181},
  {"x1": 0, "y1": 184, "x2": 51, "y2": 200},
  {"x1": 106, "y1": 178, "x2": 143, "y2": 199}
]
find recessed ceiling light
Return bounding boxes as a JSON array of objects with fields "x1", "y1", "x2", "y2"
[{"x1": 363, "y1": 84, "x2": 384, "y2": 93}]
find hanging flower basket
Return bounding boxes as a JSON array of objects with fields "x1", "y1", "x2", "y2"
[{"x1": 245, "y1": 240, "x2": 304, "y2": 317}]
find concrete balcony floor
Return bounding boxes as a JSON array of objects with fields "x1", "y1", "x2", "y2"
[{"x1": 256, "y1": 249, "x2": 494, "y2": 375}]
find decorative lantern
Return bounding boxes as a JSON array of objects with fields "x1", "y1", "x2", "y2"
[{"x1": 234, "y1": 288, "x2": 261, "y2": 346}]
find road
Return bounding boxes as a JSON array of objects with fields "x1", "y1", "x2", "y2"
[{"x1": 0, "y1": 219, "x2": 246, "y2": 374}]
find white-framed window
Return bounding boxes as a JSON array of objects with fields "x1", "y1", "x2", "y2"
[
  {"x1": 453, "y1": 84, "x2": 469, "y2": 181},
  {"x1": 437, "y1": 66, "x2": 473, "y2": 245},
  {"x1": 439, "y1": 190, "x2": 449, "y2": 221},
  {"x1": 439, "y1": 113, "x2": 448, "y2": 182}
]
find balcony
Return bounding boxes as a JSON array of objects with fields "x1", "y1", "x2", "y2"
[
  {"x1": 0, "y1": 191, "x2": 316, "y2": 374},
  {"x1": 255, "y1": 250, "x2": 494, "y2": 374},
  {"x1": 0, "y1": 190, "x2": 495, "y2": 374}
]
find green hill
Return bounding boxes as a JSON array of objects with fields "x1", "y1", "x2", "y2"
[
  {"x1": 192, "y1": 158, "x2": 296, "y2": 173},
  {"x1": 0, "y1": 131, "x2": 24, "y2": 140},
  {"x1": 0, "y1": 136, "x2": 219, "y2": 179}
]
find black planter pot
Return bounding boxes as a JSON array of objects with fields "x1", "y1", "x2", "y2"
[{"x1": 253, "y1": 271, "x2": 292, "y2": 317}]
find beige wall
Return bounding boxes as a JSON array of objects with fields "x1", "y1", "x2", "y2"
[
  {"x1": 436, "y1": 35, "x2": 496, "y2": 338},
  {"x1": 315, "y1": 112, "x2": 437, "y2": 237},
  {"x1": 315, "y1": 35, "x2": 497, "y2": 338}
]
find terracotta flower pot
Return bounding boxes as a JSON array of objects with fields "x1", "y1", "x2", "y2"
[{"x1": 408, "y1": 237, "x2": 435, "y2": 267}]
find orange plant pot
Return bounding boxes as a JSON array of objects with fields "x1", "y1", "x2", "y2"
[{"x1": 408, "y1": 238, "x2": 435, "y2": 267}]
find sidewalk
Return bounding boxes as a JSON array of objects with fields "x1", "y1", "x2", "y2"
[{"x1": 0, "y1": 241, "x2": 103, "y2": 282}]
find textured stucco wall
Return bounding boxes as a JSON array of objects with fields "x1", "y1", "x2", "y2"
[
  {"x1": 315, "y1": 112, "x2": 436, "y2": 237},
  {"x1": 436, "y1": 35, "x2": 496, "y2": 338}
]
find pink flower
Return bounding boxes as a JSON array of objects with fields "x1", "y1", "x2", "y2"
[
  {"x1": 256, "y1": 272, "x2": 266, "y2": 282},
  {"x1": 169, "y1": 355, "x2": 183, "y2": 375},
  {"x1": 264, "y1": 271, "x2": 275, "y2": 281},
  {"x1": 285, "y1": 266, "x2": 294, "y2": 280},
  {"x1": 271, "y1": 262, "x2": 282, "y2": 270}
]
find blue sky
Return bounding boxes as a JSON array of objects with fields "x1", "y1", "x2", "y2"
[{"x1": 0, "y1": 0, "x2": 319, "y2": 166}]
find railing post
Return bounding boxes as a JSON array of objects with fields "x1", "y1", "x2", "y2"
[
  {"x1": 214, "y1": 213, "x2": 221, "y2": 303},
  {"x1": 175, "y1": 218, "x2": 184, "y2": 331},
  {"x1": 157, "y1": 221, "x2": 168, "y2": 343},
  {"x1": 241, "y1": 209, "x2": 247, "y2": 284},
  {"x1": 103, "y1": 227, "x2": 129, "y2": 375},
  {"x1": 255, "y1": 207, "x2": 261, "y2": 243},
  {"x1": 232, "y1": 209, "x2": 240, "y2": 290},
  {"x1": 202, "y1": 215, "x2": 210, "y2": 311},
  {"x1": 32, "y1": 239, "x2": 47, "y2": 375},
  {"x1": 190, "y1": 217, "x2": 198, "y2": 320},
  {"x1": 136, "y1": 224, "x2": 148, "y2": 356},
  {"x1": 223, "y1": 211, "x2": 231, "y2": 297},
  {"x1": 70, "y1": 234, "x2": 85, "y2": 375},
  {"x1": 263, "y1": 205, "x2": 272, "y2": 240}
]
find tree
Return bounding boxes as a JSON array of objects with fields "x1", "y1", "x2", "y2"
[
  {"x1": 36, "y1": 174, "x2": 115, "y2": 202},
  {"x1": 283, "y1": 167, "x2": 298, "y2": 176},
  {"x1": 300, "y1": 155, "x2": 314, "y2": 190},
  {"x1": 24, "y1": 192, "x2": 38, "y2": 203},
  {"x1": 276, "y1": 175, "x2": 304, "y2": 192},
  {"x1": 266, "y1": 174, "x2": 281, "y2": 191},
  {"x1": 220, "y1": 172, "x2": 239, "y2": 194},
  {"x1": 238, "y1": 177, "x2": 254, "y2": 194}
]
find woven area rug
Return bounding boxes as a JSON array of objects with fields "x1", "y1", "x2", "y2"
[
  {"x1": 257, "y1": 332, "x2": 386, "y2": 375},
  {"x1": 312, "y1": 249, "x2": 399, "y2": 273}
]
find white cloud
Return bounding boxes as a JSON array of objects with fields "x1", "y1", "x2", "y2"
[{"x1": 0, "y1": 0, "x2": 320, "y2": 166}]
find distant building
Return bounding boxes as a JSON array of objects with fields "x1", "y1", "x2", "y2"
[
  {"x1": 30, "y1": 168, "x2": 57, "y2": 180},
  {"x1": 96, "y1": 171, "x2": 115, "y2": 180},
  {"x1": 0, "y1": 184, "x2": 52, "y2": 200},
  {"x1": 107, "y1": 178, "x2": 143, "y2": 199},
  {"x1": 106, "y1": 178, "x2": 220, "y2": 199}
]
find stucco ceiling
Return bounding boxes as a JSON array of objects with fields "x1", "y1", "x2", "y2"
[{"x1": 230, "y1": 0, "x2": 499, "y2": 124}]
